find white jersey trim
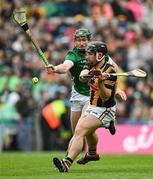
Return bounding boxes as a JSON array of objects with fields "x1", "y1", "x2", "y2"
[{"x1": 64, "y1": 60, "x2": 74, "y2": 68}]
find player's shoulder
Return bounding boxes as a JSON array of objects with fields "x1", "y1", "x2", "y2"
[
  {"x1": 105, "y1": 61, "x2": 116, "y2": 73},
  {"x1": 65, "y1": 48, "x2": 80, "y2": 63},
  {"x1": 107, "y1": 56, "x2": 113, "y2": 65},
  {"x1": 67, "y1": 47, "x2": 77, "y2": 55}
]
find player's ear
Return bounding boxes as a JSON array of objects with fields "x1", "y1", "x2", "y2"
[{"x1": 97, "y1": 52, "x2": 103, "y2": 60}]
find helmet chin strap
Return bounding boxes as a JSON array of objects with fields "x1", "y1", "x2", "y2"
[
  {"x1": 89, "y1": 53, "x2": 105, "y2": 66},
  {"x1": 96, "y1": 52, "x2": 105, "y2": 62}
]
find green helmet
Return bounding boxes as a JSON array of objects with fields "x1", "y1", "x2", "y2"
[{"x1": 74, "y1": 28, "x2": 92, "y2": 40}]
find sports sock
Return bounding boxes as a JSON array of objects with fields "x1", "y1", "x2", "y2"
[{"x1": 64, "y1": 157, "x2": 73, "y2": 169}]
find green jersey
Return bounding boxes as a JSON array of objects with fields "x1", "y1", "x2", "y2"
[{"x1": 65, "y1": 47, "x2": 89, "y2": 96}]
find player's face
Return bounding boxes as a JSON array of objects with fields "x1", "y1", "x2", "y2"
[
  {"x1": 86, "y1": 52, "x2": 96, "y2": 65},
  {"x1": 75, "y1": 36, "x2": 89, "y2": 52}
]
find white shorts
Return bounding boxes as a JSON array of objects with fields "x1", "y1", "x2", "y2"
[
  {"x1": 70, "y1": 87, "x2": 90, "y2": 112},
  {"x1": 85, "y1": 104, "x2": 116, "y2": 128}
]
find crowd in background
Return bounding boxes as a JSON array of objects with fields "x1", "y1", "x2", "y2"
[{"x1": 0, "y1": 0, "x2": 153, "y2": 151}]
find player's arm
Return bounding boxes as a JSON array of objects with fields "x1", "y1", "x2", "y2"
[
  {"x1": 112, "y1": 61, "x2": 127, "y2": 101},
  {"x1": 98, "y1": 79, "x2": 112, "y2": 101},
  {"x1": 79, "y1": 64, "x2": 90, "y2": 82},
  {"x1": 98, "y1": 71, "x2": 117, "y2": 101},
  {"x1": 45, "y1": 60, "x2": 74, "y2": 74},
  {"x1": 79, "y1": 69, "x2": 90, "y2": 82}
]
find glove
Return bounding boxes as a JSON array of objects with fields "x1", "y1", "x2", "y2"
[
  {"x1": 89, "y1": 70, "x2": 109, "y2": 81},
  {"x1": 88, "y1": 70, "x2": 101, "y2": 77}
]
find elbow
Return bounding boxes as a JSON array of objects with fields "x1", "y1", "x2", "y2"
[
  {"x1": 99, "y1": 89, "x2": 111, "y2": 101},
  {"x1": 100, "y1": 93, "x2": 111, "y2": 101}
]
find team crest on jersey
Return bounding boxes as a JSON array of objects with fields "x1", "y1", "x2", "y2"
[{"x1": 80, "y1": 59, "x2": 87, "y2": 65}]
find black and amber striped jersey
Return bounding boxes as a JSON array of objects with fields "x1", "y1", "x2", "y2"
[{"x1": 88, "y1": 62, "x2": 117, "y2": 108}]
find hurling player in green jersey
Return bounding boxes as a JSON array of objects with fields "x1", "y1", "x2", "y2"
[{"x1": 46, "y1": 28, "x2": 127, "y2": 164}]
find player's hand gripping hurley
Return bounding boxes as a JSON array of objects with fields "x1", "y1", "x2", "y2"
[
  {"x1": 12, "y1": 8, "x2": 49, "y2": 66},
  {"x1": 80, "y1": 68, "x2": 147, "y2": 79}
]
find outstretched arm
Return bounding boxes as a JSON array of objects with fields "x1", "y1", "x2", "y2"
[{"x1": 45, "y1": 60, "x2": 74, "y2": 74}]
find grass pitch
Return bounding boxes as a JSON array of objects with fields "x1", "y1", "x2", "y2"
[{"x1": 0, "y1": 152, "x2": 153, "y2": 179}]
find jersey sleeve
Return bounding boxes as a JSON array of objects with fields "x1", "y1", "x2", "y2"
[
  {"x1": 108, "y1": 56, "x2": 113, "y2": 65},
  {"x1": 65, "y1": 51, "x2": 76, "y2": 65}
]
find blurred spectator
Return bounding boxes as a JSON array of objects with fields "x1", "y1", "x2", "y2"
[
  {"x1": 125, "y1": 0, "x2": 143, "y2": 22},
  {"x1": 111, "y1": 0, "x2": 136, "y2": 22},
  {"x1": 40, "y1": 88, "x2": 70, "y2": 150},
  {"x1": 141, "y1": 0, "x2": 153, "y2": 30},
  {"x1": 15, "y1": 88, "x2": 36, "y2": 151},
  {"x1": 0, "y1": 95, "x2": 19, "y2": 151}
]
